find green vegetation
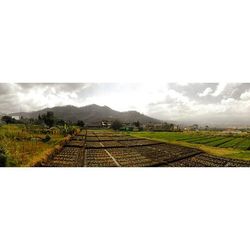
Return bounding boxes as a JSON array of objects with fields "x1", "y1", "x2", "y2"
[
  {"x1": 1, "y1": 115, "x2": 18, "y2": 124},
  {"x1": 0, "y1": 146, "x2": 7, "y2": 166},
  {"x1": 128, "y1": 131, "x2": 250, "y2": 161},
  {"x1": 77, "y1": 120, "x2": 85, "y2": 128},
  {"x1": 38, "y1": 111, "x2": 55, "y2": 127},
  {"x1": 0, "y1": 111, "x2": 86, "y2": 166},
  {"x1": 0, "y1": 124, "x2": 78, "y2": 166},
  {"x1": 111, "y1": 120, "x2": 123, "y2": 131}
]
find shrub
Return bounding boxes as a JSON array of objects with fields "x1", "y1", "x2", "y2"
[
  {"x1": 0, "y1": 147, "x2": 7, "y2": 167},
  {"x1": 42, "y1": 134, "x2": 51, "y2": 143},
  {"x1": 77, "y1": 120, "x2": 85, "y2": 128},
  {"x1": 111, "y1": 120, "x2": 122, "y2": 131}
]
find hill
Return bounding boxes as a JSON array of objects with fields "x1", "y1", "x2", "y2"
[{"x1": 11, "y1": 104, "x2": 160, "y2": 125}]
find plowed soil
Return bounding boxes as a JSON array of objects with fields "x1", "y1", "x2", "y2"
[{"x1": 40, "y1": 130, "x2": 250, "y2": 167}]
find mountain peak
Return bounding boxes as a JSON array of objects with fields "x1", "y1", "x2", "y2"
[
  {"x1": 11, "y1": 104, "x2": 160, "y2": 124},
  {"x1": 84, "y1": 104, "x2": 100, "y2": 108}
]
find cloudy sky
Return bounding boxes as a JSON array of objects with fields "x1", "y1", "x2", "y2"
[
  {"x1": 1, "y1": 82, "x2": 250, "y2": 126},
  {"x1": 1, "y1": 1, "x2": 250, "y2": 127}
]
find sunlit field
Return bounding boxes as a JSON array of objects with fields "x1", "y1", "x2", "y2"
[
  {"x1": 129, "y1": 131, "x2": 250, "y2": 161},
  {"x1": 2, "y1": 125, "x2": 250, "y2": 166},
  {"x1": 0, "y1": 124, "x2": 71, "y2": 166}
]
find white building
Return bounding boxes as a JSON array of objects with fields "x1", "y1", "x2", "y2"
[{"x1": 11, "y1": 115, "x2": 21, "y2": 120}]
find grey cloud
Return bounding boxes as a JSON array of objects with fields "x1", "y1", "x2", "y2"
[
  {"x1": 16, "y1": 83, "x2": 88, "y2": 92},
  {"x1": 146, "y1": 83, "x2": 250, "y2": 125},
  {"x1": 0, "y1": 82, "x2": 250, "y2": 126},
  {"x1": 165, "y1": 83, "x2": 250, "y2": 104},
  {"x1": 0, "y1": 83, "x2": 15, "y2": 96}
]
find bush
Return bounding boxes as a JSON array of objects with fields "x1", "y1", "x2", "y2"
[
  {"x1": 0, "y1": 147, "x2": 7, "y2": 167},
  {"x1": 77, "y1": 120, "x2": 85, "y2": 128},
  {"x1": 42, "y1": 134, "x2": 51, "y2": 143},
  {"x1": 111, "y1": 120, "x2": 122, "y2": 131}
]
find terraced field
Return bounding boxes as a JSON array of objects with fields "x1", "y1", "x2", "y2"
[{"x1": 40, "y1": 130, "x2": 250, "y2": 167}]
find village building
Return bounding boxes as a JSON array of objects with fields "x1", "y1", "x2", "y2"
[
  {"x1": 11, "y1": 115, "x2": 21, "y2": 120},
  {"x1": 101, "y1": 120, "x2": 112, "y2": 128}
]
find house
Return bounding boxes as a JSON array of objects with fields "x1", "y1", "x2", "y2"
[
  {"x1": 101, "y1": 120, "x2": 112, "y2": 128},
  {"x1": 184, "y1": 124, "x2": 199, "y2": 131},
  {"x1": 11, "y1": 115, "x2": 21, "y2": 121},
  {"x1": 144, "y1": 123, "x2": 180, "y2": 132},
  {"x1": 86, "y1": 122, "x2": 102, "y2": 129},
  {"x1": 222, "y1": 128, "x2": 242, "y2": 134}
]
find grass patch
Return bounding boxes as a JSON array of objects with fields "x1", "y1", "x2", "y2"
[
  {"x1": 128, "y1": 131, "x2": 250, "y2": 161},
  {"x1": 0, "y1": 124, "x2": 68, "y2": 166}
]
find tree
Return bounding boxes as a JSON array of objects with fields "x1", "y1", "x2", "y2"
[
  {"x1": 1, "y1": 116, "x2": 15, "y2": 124},
  {"x1": 77, "y1": 120, "x2": 85, "y2": 128},
  {"x1": 111, "y1": 120, "x2": 122, "y2": 131},
  {"x1": 40, "y1": 112, "x2": 55, "y2": 128},
  {"x1": 57, "y1": 119, "x2": 66, "y2": 126},
  {"x1": 42, "y1": 134, "x2": 51, "y2": 143},
  {"x1": 169, "y1": 123, "x2": 175, "y2": 131},
  {"x1": 133, "y1": 121, "x2": 140, "y2": 128},
  {"x1": 29, "y1": 118, "x2": 35, "y2": 124}
]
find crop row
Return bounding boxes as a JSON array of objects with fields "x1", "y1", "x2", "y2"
[
  {"x1": 72, "y1": 135, "x2": 86, "y2": 141},
  {"x1": 86, "y1": 142, "x2": 102, "y2": 148},
  {"x1": 86, "y1": 136, "x2": 100, "y2": 141},
  {"x1": 65, "y1": 140, "x2": 85, "y2": 147},
  {"x1": 132, "y1": 144, "x2": 200, "y2": 164},
  {"x1": 94, "y1": 132, "x2": 123, "y2": 137},
  {"x1": 168, "y1": 153, "x2": 250, "y2": 167},
  {"x1": 43, "y1": 130, "x2": 250, "y2": 167},
  {"x1": 178, "y1": 135, "x2": 250, "y2": 150},
  {"x1": 85, "y1": 149, "x2": 117, "y2": 167},
  {"x1": 85, "y1": 139, "x2": 163, "y2": 149},
  {"x1": 107, "y1": 148, "x2": 160, "y2": 167},
  {"x1": 118, "y1": 139, "x2": 162, "y2": 147},
  {"x1": 44, "y1": 147, "x2": 84, "y2": 167}
]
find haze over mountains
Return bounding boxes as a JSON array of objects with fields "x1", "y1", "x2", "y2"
[{"x1": 11, "y1": 104, "x2": 160, "y2": 125}]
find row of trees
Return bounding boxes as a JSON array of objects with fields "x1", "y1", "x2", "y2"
[
  {"x1": 38, "y1": 112, "x2": 85, "y2": 128},
  {"x1": 1, "y1": 112, "x2": 85, "y2": 128},
  {"x1": 1, "y1": 113, "x2": 178, "y2": 132},
  {"x1": 110, "y1": 120, "x2": 142, "y2": 130},
  {"x1": 1, "y1": 116, "x2": 19, "y2": 124},
  {"x1": 1, "y1": 113, "x2": 140, "y2": 131}
]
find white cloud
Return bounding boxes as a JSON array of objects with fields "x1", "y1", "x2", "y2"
[
  {"x1": 240, "y1": 91, "x2": 250, "y2": 100},
  {"x1": 198, "y1": 87, "x2": 213, "y2": 97},
  {"x1": 211, "y1": 83, "x2": 227, "y2": 96},
  {"x1": 1, "y1": 82, "x2": 250, "y2": 126}
]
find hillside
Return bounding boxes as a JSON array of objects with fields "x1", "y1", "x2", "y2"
[{"x1": 11, "y1": 104, "x2": 160, "y2": 125}]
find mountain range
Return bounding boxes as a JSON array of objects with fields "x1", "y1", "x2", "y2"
[{"x1": 11, "y1": 104, "x2": 160, "y2": 125}]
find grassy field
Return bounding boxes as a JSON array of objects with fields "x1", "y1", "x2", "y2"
[
  {"x1": 128, "y1": 131, "x2": 250, "y2": 161},
  {"x1": 0, "y1": 124, "x2": 70, "y2": 166}
]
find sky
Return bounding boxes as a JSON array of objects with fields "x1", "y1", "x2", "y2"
[
  {"x1": 1, "y1": 1, "x2": 250, "y2": 126},
  {"x1": 1, "y1": 82, "x2": 250, "y2": 126}
]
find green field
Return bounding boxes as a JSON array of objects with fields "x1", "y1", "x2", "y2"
[{"x1": 129, "y1": 131, "x2": 250, "y2": 161}]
